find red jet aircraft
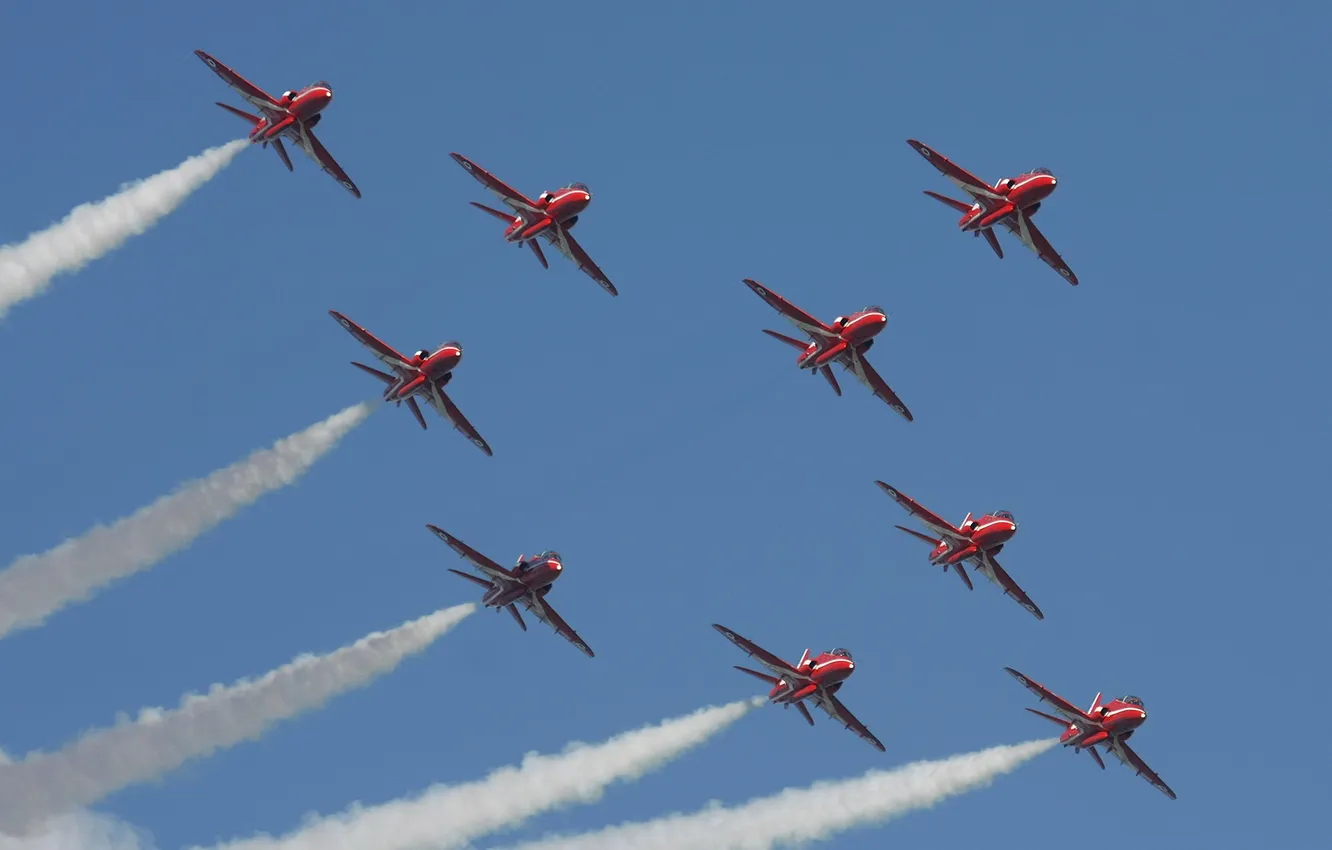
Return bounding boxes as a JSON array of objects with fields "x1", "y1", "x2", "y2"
[
  {"x1": 713, "y1": 624, "x2": 884, "y2": 751},
  {"x1": 428, "y1": 525, "x2": 593, "y2": 657},
  {"x1": 742, "y1": 279, "x2": 912, "y2": 421},
  {"x1": 329, "y1": 311, "x2": 491, "y2": 455},
  {"x1": 907, "y1": 139, "x2": 1076, "y2": 285},
  {"x1": 449, "y1": 153, "x2": 616, "y2": 296},
  {"x1": 1005, "y1": 667, "x2": 1176, "y2": 799},
  {"x1": 195, "y1": 50, "x2": 360, "y2": 198},
  {"x1": 876, "y1": 481, "x2": 1043, "y2": 619}
]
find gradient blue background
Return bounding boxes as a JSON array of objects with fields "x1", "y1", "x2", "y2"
[{"x1": 1, "y1": 3, "x2": 1328, "y2": 848}]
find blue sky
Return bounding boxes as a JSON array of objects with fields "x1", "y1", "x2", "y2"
[{"x1": 1, "y1": 2, "x2": 1329, "y2": 848}]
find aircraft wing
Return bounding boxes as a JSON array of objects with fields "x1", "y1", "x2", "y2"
[
  {"x1": 520, "y1": 592, "x2": 595, "y2": 657},
  {"x1": 841, "y1": 348, "x2": 913, "y2": 422},
  {"x1": 998, "y1": 210, "x2": 1078, "y2": 285},
  {"x1": 814, "y1": 691, "x2": 886, "y2": 752},
  {"x1": 907, "y1": 139, "x2": 1005, "y2": 206},
  {"x1": 974, "y1": 550, "x2": 1044, "y2": 619},
  {"x1": 712, "y1": 624, "x2": 806, "y2": 680},
  {"x1": 873, "y1": 481, "x2": 966, "y2": 541},
  {"x1": 287, "y1": 123, "x2": 361, "y2": 198},
  {"x1": 742, "y1": 279, "x2": 838, "y2": 340},
  {"x1": 423, "y1": 382, "x2": 493, "y2": 456},
  {"x1": 1107, "y1": 738, "x2": 1177, "y2": 800},
  {"x1": 425, "y1": 525, "x2": 515, "y2": 582},
  {"x1": 542, "y1": 226, "x2": 618, "y2": 296},
  {"x1": 1003, "y1": 667, "x2": 1089, "y2": 724},
  {"x1": 329, "y1": 311, "x2": 413, "y2": 373},
  {"x1": 194, "y1": 50, "x2": 283, "y2": 116},
  {"x1": 449, "y1": 153, "x2": 542, "y2": 213}
]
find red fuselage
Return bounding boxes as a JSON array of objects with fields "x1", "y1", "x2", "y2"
[
  {"x1": 958, "y1": 171, "x2": 1058, "y2": 231},
  {"x1": 382, "y1": 344, "x2": 462, "y2": 402},
  {"x1": 1063, "y1": 697, "x2": 1148, "y2": 750},
  {"x1": 482, "y1": 556, "x2": 564, "y2": 608},
  {"x1": 768, "y1": 651, "x2": 855, "y2": 705},
  {"x1": 252, "y1": 83, "x2": 333, "y2": 142},
  {"x1": 929, "y1": 512, "x2": 1017, "y2": 564},
  {"x1": 504, "y1": 186, "x2": 592, "y2": 242},
  {"x1": 796, "y1": 309, "x2": 888, "y2": 370}
]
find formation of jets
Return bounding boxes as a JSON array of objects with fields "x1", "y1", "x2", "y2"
[{"x1": 195, "y1": 50, "x2": 1173, "y2": 800}]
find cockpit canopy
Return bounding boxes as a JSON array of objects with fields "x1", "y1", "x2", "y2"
[
  {"x1": 859, "y1": 305, "x2": 885, "y2": 315},
  {"x1": 828, "y1": 648, "x2": 852, "y2": 659},
  {"x1": 1120, "y1": 695, "x2": 1144, "y2": 707},
  {"x1": 308, "y1": 80, "x2": 332, "y2": 90},
  {"x1": 537, "y1": 550, "x2": 562, "y2": 563},
  {"x1": 563, "y1": 182, "x2": 590, "y2": 193},
  {"x1": 1030, "y1": 167, "x2": 1053, "y2": 176},
  {"x1": 994, "y1": 510, "x2": 1015, "y2": 521}
]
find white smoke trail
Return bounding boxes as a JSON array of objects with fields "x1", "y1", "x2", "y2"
[
  {"x1": 0, "y1": 402, "x2": 374, "y2": 639},
  {"x1": 0, "y1": 603, "x2": 475, "y2": 834},
  {"x1": 200, "y1": 697, "x2": 764, "y2": 850},
  {"x1": 0, "y1": 140, "x2": 248, "y2": 318},
  {"x1": 502, "y1": 738, "x2": 1056, "y2": 850}
]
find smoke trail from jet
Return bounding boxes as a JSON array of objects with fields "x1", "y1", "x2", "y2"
[
  {"x1": 501, "y1": 738, "x2": 1056, "y2": 850},
  {"x1": 0, "y1": 604, "x2": 475, "y2": 833},
  {"x1": 200, "y1": 697, "x2": 764, "y2": 850},
  {"x1": 0, "y1": 140, "x2": 248, "y2": 318},
  {"x1": 0, "y1": 402, "x2": 374, "y2": 639}
]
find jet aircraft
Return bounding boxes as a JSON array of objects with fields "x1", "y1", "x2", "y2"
[
  {"x1": 1005, "y1": 667, "x2": 1175, "y2": 799},
  {"x1": 428, "y1": 525, "x2": 593, "y2": 657},
  {"x1": 907, "y1": 139, "x2": 1076, "y2": 284},
  {"x1": 876, "y1": 481, "x2": 1043, "y2": 619},
  {"x1": 194, "y1": 50, "x2": 360, "y2": 197},
  {"x1": 449, "y1": 153, "x2": 616, "y2": 296},
  {"x1": 742, "y1": 279, "x2": 912, "y2": 421},
  {"x1": 329, "y1": 311, "x2": 491, "y2": 455},
  {"x1": 713, "y1": 624, "x2": 884, "y2": 751}
]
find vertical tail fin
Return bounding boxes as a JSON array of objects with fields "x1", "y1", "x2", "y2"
[
  {"x1": 960, "y1": 512, "x2": 973, "y2": 530},
  {"x1": 797, "y1": 648, "x2": 812, "y2": 670},
  {"x1": 819, "y1": 365, "x2": 842, "y2": 396},
  {"x1": 1088, "y1": 692, "x2": 1104, "y2": 715},
  {"x1": 527, "y1": 238, "x2": 549, "y2": 268}
]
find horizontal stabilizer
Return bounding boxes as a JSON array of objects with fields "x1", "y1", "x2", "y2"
[
  {"x1": 469, "y1": 201, "x2": 517, "y2": 222},
  {"x1": 351, "y1": 361, "x2": 396, "y2": 384},
  {"x1": 894, "y1": 524, "x2": 941, "y2": 546},
  {"x1": 762, "y1": 328, "x2": 809, "y2": 349},
  {"x1": 448, "y1": 567, "x2": 492, "y2": 589},
  {"x1": 1025, "y1": 707, "x2": 1072, "y2": 727},
  {"x1": 952, "y1": 563, "x2": 974, "y2": 590},
  {"x1": 923, "y1": 189, "x2": 973, "y2": 213},
  {"x1": 215, "y1": 101, "x2": 262, "y2": 124},
  {"x1": 734, "y1": 665, "x2": 780, "y2": 685},
  {"x1": 795, "y1": 701, "x2": 816, "y2": 726}
]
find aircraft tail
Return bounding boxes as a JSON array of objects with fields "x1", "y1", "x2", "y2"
[
  {"x1": 527, "y1": 237, "x2": 549, "y2": 268},
  {"x1": 469, "y1": 201, "x2": 516, "y2": 222},
  {"x1": 959, "y1": 512, "x2": 973, "y2": 529},
  {"x1": 447, "y1": 567, "x2": 491, "y2": 589},
  {"x1": 734, "y1": 665, "x2": 779, "y2": 685},
  {"x1": 797, "y1": 648, "x2": 812, "y2": 670},
  {"x1": 351, "y1": 361, "x2": 394, "y2": 384},
  {"x1": 819, "y1": 365, "x2": 842, "y2": 396},
  {"x1": 1087, "y1": 692, "x2": 1104, "y2": 715},
  {"x1": 506, "y1": 603, "x2": 527, "y2": 631},
  {"x1": 894, "y1": 524, "x2": 941, "y2": 547},
  {"x1": 215, "y1": 101, "x2": 262, "y2": 126},
  {"x1": 1025, "y1": 707, "x2": 1071, "y2": 727},
  {"x1": 980, "y1": 227, "x2": 1003, "y2": 258},
  {"x1": 923, "y1": 189, "x2": 973, "y2": 213},
  {"x1": 270, "y1": 137, "x2": 294, "y2": 171},
  {"x1": 761, "y1": 329, "x2": 808, "y2": 349},
  {"x1": 795, "y1": 701, "x2": 815, "y2": 726}
]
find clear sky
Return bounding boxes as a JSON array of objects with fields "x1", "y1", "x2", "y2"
[{"x1": 1, "y1": 2, "x2": 1329, "y2": 848}]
